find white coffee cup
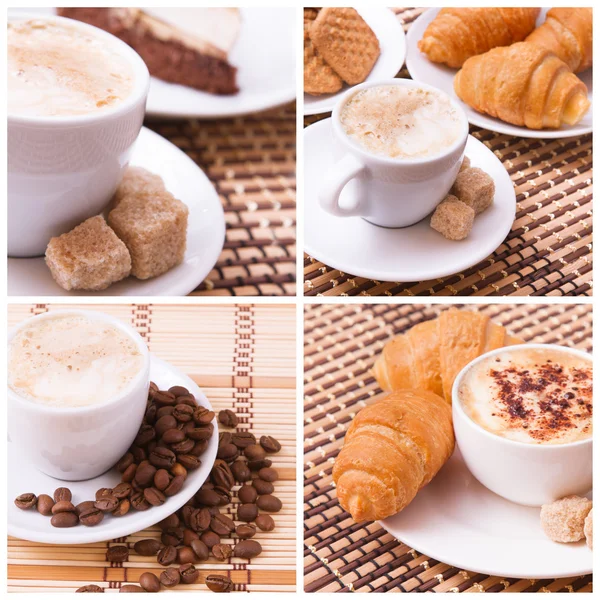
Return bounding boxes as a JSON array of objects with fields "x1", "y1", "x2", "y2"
[
  {"x1": 7, "y1": 310, "x2": 151, "y2": 481},
  {"x1": 8, "y1": 13, "x2": 150, "y2": 257},
  {"x1": 452, "y1": 344, "x2": 592, "y2": 507},
  {"x1": 319, "y1": 79, "x2": 469, "y2": 228}
]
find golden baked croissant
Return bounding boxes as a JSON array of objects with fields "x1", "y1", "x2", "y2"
[
  {"x1": 372, "y1": 308, "x2": 522, "y2": 402},
  {"x1": 454, "y1": 42, "x2": 590, "y2": 129},
  {"x1": 333, "y1": 389, "x2": 454, "y2": 522},
  {"x1": 418, "y1": 8, "x2": 540, "y2": 68},
  {"x1": 526, "y1": 8, "x2": 593, "y2": 73}
]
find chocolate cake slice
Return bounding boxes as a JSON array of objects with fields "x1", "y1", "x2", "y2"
[{"x1": 57, "y1": 8, "x2": 239, "y2": 95}]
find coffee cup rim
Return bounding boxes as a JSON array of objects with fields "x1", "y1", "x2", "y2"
[
  {"x1": 452, "y1": 343, "x2": 593, "y2": 450},
  {"x1": 331, "y1": 78, "x2": 469, "y2": 166},
  {"x1": 7, "y1": 309, "x2": 150, "y2": 415},
  {"x1": 7, "y1": 12, "x2": 150, "y2": 126}
]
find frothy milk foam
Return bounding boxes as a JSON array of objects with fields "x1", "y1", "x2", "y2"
[
  {"x1": 340, "y1": 85, "x2": 462, "y2": 159},
  {"x1": 8, "y1": 314, "x2": 144, "y2": 408},
  {"x1": 8, "y1": 19, "x2": 135, "y2": 117}
]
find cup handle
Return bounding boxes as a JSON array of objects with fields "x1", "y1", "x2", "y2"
[{"x1": 319, "y1": 154, "x2": 367, "y2": 217}]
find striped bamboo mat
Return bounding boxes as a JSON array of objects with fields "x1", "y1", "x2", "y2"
[
  {"x1": 304, "y1": 7, "x2": 593, "y2": 296},
  {"x1": 147, "y1": 103, "x2": 296, "y2": 297},
  {"x1": 8, "y1": 303, "x2": 296, "y2": 593},
  {"x1": 304, "y1": 303, "x2": 593, "y2": 593}
]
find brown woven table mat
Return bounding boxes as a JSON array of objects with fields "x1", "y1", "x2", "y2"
[
  {"x1": 304, "y1": 303, "x2": 593, "y2": 593},
  {"x1": 146, "y1": 102, "x2": 296, "y2": 297},
  {"x1": 8, "y1": 303, "x2": 296, "y2": 593},
  {"x1": 304, "y1": 8, "x2": 593, "y2": 296}
]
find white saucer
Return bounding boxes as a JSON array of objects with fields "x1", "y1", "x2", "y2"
[
  {"x1": 304, "y1": 119, "x2": 515, "y2": 283},
  {"x1": 13, "y1": 7, "x2": 295, "y2": 119},
  {"x1": 8, "y1": 127, "x2": 225, "y2": 296},
  {"x1": 304, "y1": 7, "x2": 406, "y2": 116},
  {"x1": 406, "y1": 8, "x2": 593, "y2": 138},
  {"x1": 381, "y1": 448, "x2": 592, "y2": 579},
  {"x1": 8, "y1": 355, "x2": 218, "y2": 545}
]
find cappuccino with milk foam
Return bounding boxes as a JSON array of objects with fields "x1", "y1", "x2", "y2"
[{"x1": 8, "y1": 314, "x2": 144, "y2": 408}]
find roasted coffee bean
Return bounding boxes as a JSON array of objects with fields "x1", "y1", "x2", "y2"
[
  {"x1": 36, "y1": 494, "x2": 54, "y2": 515},
  {"x1": 206, "y1": 574, "x2": 233, "y2": 593},
  {"x1": 144, "y1": 487, "x2": 166, "y2": 507},
  {"x1": 173, "y1": 403, "x2": 194, "y2": 422},
  {"x1": 257, "y1": 494, "x2": 282, "y2": 512},
  {"x1": 187, "y1": 427, "x2": 213, "y2": 441},
  {"x1": 218, "y1": 409, "x2": 239, "y2": 428},
  {"x1": 52, "y1": 500, "x2": 76, "y2": 514},
  {"x1": 211, "y1": 514, "x2": 235, "y2": 536},
  {"x1": 237, "y1": 503, "x2": 259, "y2": 523},
  {"x1": 139, "y1": 572, "x2": 160, "y2": 593},
  {"x1": 112, "y1": 482, "x2": 132, "y2": 499},
  {"x1": 236, "y1": 523, "x2": 257, "y2": 539},
  {"x1": 191, "y1": 439, "x2": 209, "y2": 457},
  {"x1": 160, "y1": 567, "x2": 180, "y2": 588},
  {"x1": 145, "y1": 403, "x2": 157, "y2": 425},
  {"x1": 247, "y1": 458, "x2": 272, "y2": 471},
  {"x1": 164, "y1": 474, "x2": 185, "y2": 497},
  {"x1": 181, "y1": 504, "x2": 195, "y2": 526},
  {"x1": 177, "y1": 546, "x2": 196, "y2": 565},
  {"x1": 76, "y1": 584, "x2": 105, "y2": 592},
  {"x1": 154, "y1": 390, "x2": 176, "y2": 407},
  {"x1": 158, "y1": 514, "x2": 180, "y2": 530},
  {"x1": 211, "y1": 460, "x2": 234, "y2": 490},
  {"x1": 171, "y1": 438, "x2": 195, "y2": 455},
  {"x1": 217, "y1": 443, "x2": 239, "y2": 462},
  {"x1": 134, "y1": 538, "x2": 162, "y2": 556},
  {"x1": 234, "y1": 539, "x2": 262, "y2": 559},
  {"x1": 51, "y1": 512, "x2": 78, "y2": 527},
  {"x1": 162, "y1": 428, "x2": 186, "y2": 444},
  {"x1": 130, "y1": 445, "x2": 147, "y2": 463},
  {"x1": 252, "y1": 479, "x2": 274, "y2": 495},
  {"x1": 76, "y1": 501, "x2": 96, "y2": 516},
  {"x1": 255, "y1": 514, "x2": 275, "y2": 532},
  {"x1": 258, "y1": 467, "x2": 279, "y2": 482},
  {"x1": 193, "y1": 406, "x2": 214, "y2": 425},
  {"x1": 155, "y1": 415, "x2": 178, "y2": 438},
  {"x1": 161, "y1": 527, "x2": 184, "y2": 547},
  {"x1": 190, "y1": 539, "x2": 210, "y2": 561},
  {"x1": 95, "y1": 496, "x2": 120, "y2": 512},
  {"x1": 212, "y1": 543, "x2": 233, "y2": 561},
  {"x1": 79, "y1": 505, "x2": 104, "y2": 526},
  {"x1": 231, "y1": 431, "x2": 256, "y2": 449},
  {"x1": 95, "y1": 488, "x2": 113, "y2": 500},
  {"x1": 220, "y1": 430, "x2": 232, "y2": 445},
  {"x1": 106, "y1": 545, "x2": 129, "y2": 563},
  {"x1": 231, "y1": 461, "x2": 251, "y2": 483},
  {"x1": 190, "y1": 507, "x2": 211, "y2": 532},
  {"x1": 116, "y1": 453, "x2": 134, "y2": 473},
  {"x1": 154, "y1": 469, "x2": 171, "y2": 491},
  {"x1": 260, "y1": 435, "x2": 281, "y2": 453},
  {"x1": 169, "y1": 385, "x2": 189, "y2": 397},
  {"x1": 149, "y1": 447, "x2": 176, "y2": 468},
  {"x1": 134, "y1": 424, "x2": 155, "y2": 446},
  {"x1": 119, "y1": 585, "x2": 144, "y2": 593},
  {"x1": 170, "y1": 463, "x2": 187, "y2": 479},
  {"x1": 195, "y1": 488, "x2": 221, "y2": 507},
  {"x1": 130, "y1": 492, "x2": 150, "y2": 511},
  {"x1": 200, "y1": 530, "x2": 220, "y2": 548},
  {"x1": 178, "y1": 454, "x2": 201, "y2": 470},
  {"x1": 121, "y1": 463, "x2": 137, "y2": 483},
  {"x1": 177, "y1": 394, "x2": 197, "y2": 408},
  {"x1": 134, "y1": 462, "x2": 157, "y2": 487},
  {"x1": 112, "y1": 499, "x2": 130, "y2": 517},
  {"x1": 183, "y1": 528, "x2": 199, "y2": 546},
  {"x1": 157, "y1": 545, "x2": 177, "y2": 566},
  {"x1": 214, "y1": 486, "x2": 232, "y2": 506},
  {"x1": 179, "y1": 563, "x2": 199, "y2": 584},
  {"x1": 149, "y1": 381, "x2": 159, "y2": 398},
  {"x1": 156, "y1": 405, "x2": 175, "y2": 419},
  {"x1": 244, "y1": 444, "x2": 266, "y2": 461},
  {"x1": 53, "y1": 487, "x2": 72, "y2": 503},
  {"x1": 238, "y1": 484, "x2": 258, "y2": 504}
]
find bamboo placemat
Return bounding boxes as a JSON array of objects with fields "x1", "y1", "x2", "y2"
[
  {"x1": 8, "y1": 303, "x2": 296, "y2": 593},
  {"x1": 304, "y1": 8, "x2": 593, "y2": 296},
  {"x1": 304, "y1": 303, "x2": 593, "y2": 593},
  {"x1": 146, "y1": 102, "x2": 296, "y2": 297}
]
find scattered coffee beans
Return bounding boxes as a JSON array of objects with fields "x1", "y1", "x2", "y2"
[
  {"x1": 256, "y1": 494, "x2": 282, "y2": 512},
  {"x1": 76, "y1": 584, "x2": 105, "y2": 593},
  {"x1": 133, "y1": 539, "x2": 161, "y2": 556},
  {"x1": 238, "y1": 484, "x2": 258, "y2": 504},
  {"x1": 206, "y1": 574, "x2": 233, "y2": 593},
  {"x1": 50, "y1": 512, "x2": 78, "y2": 528},
  {"x1": 260, "y1": 435, "x2": 281, "y2": 453},
  {"x1": 14, "y1": 493, "x2": 37, "y2": 510},
  {"x1": 139, "y1": 572, "x2": 161, "y2": 593},
  {"x1": 106, "y1": 546, "x2": 129, "y2": 563},
  {"x1": 236, "y1": 523, "x2": 257, "y2": 539},
  {"x1": 255, "y1": 514, "x2": 275, "y2": 532},
  {"x1": 36, "y1": 494, "x2": 54, "y2": 516},
  {"x1": 160, "y1": 567, "x2": 180, "y2": 588},
  {"x1": 54, "y1": 487, "x2": 72, "y2": 503},
  {"x1": 157, "y1": 545, "x2": 177, "y2": 566},
  {"x1": 234, "y1": 539, "x2": 262, "y2": 559},
  {"x1": 179, "y1": 563, "x2": 199, "y2": 584},
  {"x1": 212, "y1": 543, "x2": 233, "y2": 561},
  {"x1": 218, "y1": 409, "x2": 239, "y2": 428},
  {"x1": 119, "y1": 584, "x2": 144, "y2": 593}
]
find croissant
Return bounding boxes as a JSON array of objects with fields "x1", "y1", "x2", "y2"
[
  {"x1": 418, "y1": 8, "x2": 540, "y2": 68},
  {"x1": 454, "y1": 42, "x2": 591, "y2": 129},
  {"x1": 526, "y1": 8, "x2": 593, "y2": 73},
  {"x1": 333, "y1": 389, "x2": 454, "y2": 522},
  {"x1": 372, "y1": 308, "x2": 522, "y2": 402}
]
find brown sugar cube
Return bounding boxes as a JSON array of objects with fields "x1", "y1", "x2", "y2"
[
  {"x1": 452, "y1": 167, "x2": 495, "y2": 215},
  {"x1": 430, "y1": 200, "x2": 474, "y2": 241},
  {"x1": 112, "y1": 166, "x2": 166, "y2": 207},
  {"x1": 45, "y1": 216, "x2": 131, "y2": 291},
  {"x1": 541, "y1": 495, "x2": 592, "y2": 543},
  {"x1": 441, "y1": 193, "x2": 461, "y2": 204},
  {"x1": 459, "y1": 156, "x2": 471, "y2": 172},
  {"x1": 584, "y1": 509, "x2": 592, "y2": 549},
  {"x1": 108, "y1": 191, "x2": 188, "y2": 280}
]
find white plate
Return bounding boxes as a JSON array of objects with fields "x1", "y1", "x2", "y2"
[
  {"x1": 304, "y1": 119, "x2": 515, "y2": 283},
  {"x1": 304, "y1": 7, "x2": 406, "y2": 116},
  {"x1": 381, "y1": 448, "x2": 592, "y2": 579},
  {"x1": 12, "y1": 7, "x2": 296, "y2": 118},
  {"x1": 406, "y1": 8, "x2": 593, "y2": 138},
  {"x1": 8, "y1": 355, "x2": 219, "y2": 545},
  {"x1": 8, "y1": 127, "x2": 225, "y2": 296}
]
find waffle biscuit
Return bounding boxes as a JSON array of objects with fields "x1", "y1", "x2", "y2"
[
  {"x1": 304, "y1": 7, "x2": 320, "y2": 24},
  {"x1": 304, "y1": 26, "x2": 343, "y2": 95},
  {"x1": 310, "y1": 7, "x2": 380, "y2": 85}
]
